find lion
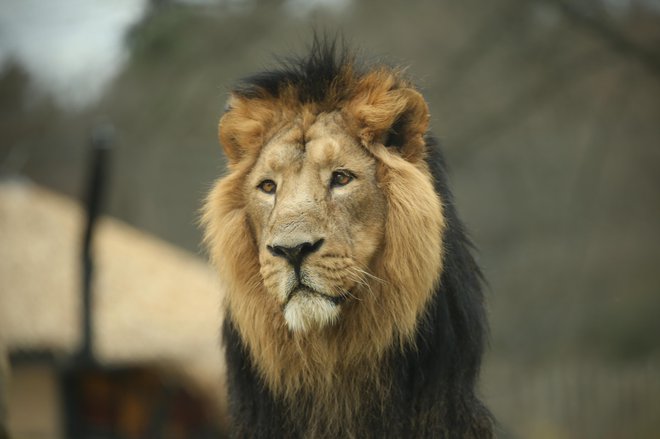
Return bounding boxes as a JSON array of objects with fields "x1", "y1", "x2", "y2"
[{"x1": 202, "y1": 38, "x2": 493, "y2": 438}]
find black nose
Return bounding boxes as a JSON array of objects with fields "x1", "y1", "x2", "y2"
[{"x1": 267, "y1": 239, "x2": 324, "y2": 269}]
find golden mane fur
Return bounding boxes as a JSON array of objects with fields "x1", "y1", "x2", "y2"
[{"x1": 202, "y1": 56, "x2": 447, "y2": 435}]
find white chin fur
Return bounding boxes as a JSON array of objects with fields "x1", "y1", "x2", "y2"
[{"x1": 284, "y1": 294, "x2": 340, "y2": 333}]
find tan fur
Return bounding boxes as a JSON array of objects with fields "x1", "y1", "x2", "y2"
[{"x1": 203, "y1": 64, "x2": 444, "y2": 435}]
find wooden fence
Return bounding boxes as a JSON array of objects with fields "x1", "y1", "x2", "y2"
[{"x1": 484, "y1": 360, "x2": 660, "y2": 439}]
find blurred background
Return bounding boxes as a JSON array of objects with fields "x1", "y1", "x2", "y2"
[{"x1": 1, "y1": 0, "x2": 659, "y2": 438}]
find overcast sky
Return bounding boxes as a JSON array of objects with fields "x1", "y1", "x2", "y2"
[
  {"x1": 0, "y1": 0, "x2": 148, "y2": 110},
  {"x1": 0, "y1": 0, "x2": 656, "y2": 110}
]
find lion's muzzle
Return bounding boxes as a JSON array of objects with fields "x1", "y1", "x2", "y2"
[{"x1": 264, "y1": 236, "x2": 351, "y2": 332}]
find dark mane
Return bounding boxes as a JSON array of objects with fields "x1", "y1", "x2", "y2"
[
  {"x1": 411, "y1": 136, "x2": 493, "y2": 434},
  {"x1": 234, "y1": 36, "x2": 356, "y2": 103}
]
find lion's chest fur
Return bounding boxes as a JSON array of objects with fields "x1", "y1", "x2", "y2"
[{"x1": 223, "y1": 314, "x2": 420, "y2": 438}]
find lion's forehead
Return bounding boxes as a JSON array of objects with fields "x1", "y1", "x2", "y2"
[{"x1": 258, "y1": 112, "x2": 365, "y2": 176}]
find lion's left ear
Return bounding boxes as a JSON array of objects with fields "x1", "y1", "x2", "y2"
[{"x1": 345, "y1": 73, "x2": 430, "y2": 163}]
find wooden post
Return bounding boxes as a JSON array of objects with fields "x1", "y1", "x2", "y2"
[{"x1": 79, "y1": 124, "x2": 114, "y2": 363}]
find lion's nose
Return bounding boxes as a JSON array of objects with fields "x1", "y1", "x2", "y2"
[{"x1": 267, "y1": 238, "x2": 324, "y2": 269}]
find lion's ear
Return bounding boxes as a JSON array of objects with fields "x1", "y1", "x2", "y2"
[
  {"x1": 218, "y1": 94, "x2": 277, "y2": 164},
  {"x1": 346, "y1": 73, "x2": 430, "y2": 163}
]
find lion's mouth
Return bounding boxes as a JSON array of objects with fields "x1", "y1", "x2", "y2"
[{"x1": 285, "y1": 284, "x2": 348, "y2": 307}]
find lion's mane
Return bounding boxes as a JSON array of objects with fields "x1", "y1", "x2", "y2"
[{"x1": 203, "y1": 38, "x2": 493, "y2": 438}]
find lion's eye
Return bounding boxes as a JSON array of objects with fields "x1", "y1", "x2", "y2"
[
  {"x1": 257, "y1": 179, "x2": 277, "y2": 194},
  {"x1": 330, "y1": 171, "x2": 354, "y2": 188}
]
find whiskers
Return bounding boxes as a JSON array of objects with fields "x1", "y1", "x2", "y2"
[
  {"x1": 277, "y1": 254, "x2": 388, "y2": 306},
  {"x1": 330, "y1": 282, "x2": 361, "y2": 302},
  {"x1": 352, "y1": 265, "x2": 386, "y2": 285},
  {"x1": 344, "y1": 265, "x2": 386, "y2": 301}
]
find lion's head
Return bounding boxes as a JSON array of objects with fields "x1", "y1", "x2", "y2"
[{"x1": 203, "y1": 42, "x2": 446, "y2": 397}]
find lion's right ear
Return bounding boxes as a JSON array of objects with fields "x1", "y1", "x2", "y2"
[{"x1": 218, "y1": 95, "x2": 276, "y2": 164}]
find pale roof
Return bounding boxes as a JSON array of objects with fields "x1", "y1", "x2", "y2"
[{"x1": 0, "y1": 180, "x2": 227, "y2": 412}]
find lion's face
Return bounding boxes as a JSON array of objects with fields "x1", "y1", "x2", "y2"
[{"x1": 245, "y1": 112, "x2": 386, "y2": 332}]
